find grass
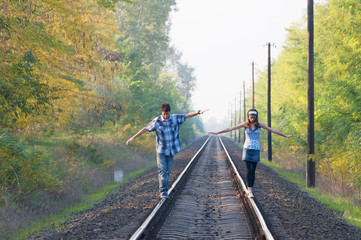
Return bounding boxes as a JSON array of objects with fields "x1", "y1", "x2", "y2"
[
  {"x1": 261, "y1": 160, "x2": 306, "y2": 187},
  {"x1": 261, "y1": 159, "x2": 361, "y2": 229},
  {"x1": 9, "y1": 126, "x2": 158, "y2": 239},
  {"x1": 230, "y1": 138, "x2": 361, "y2": 229},
  {"x1": 16, "y1": 162, "x2": 156, "y2": 240}
]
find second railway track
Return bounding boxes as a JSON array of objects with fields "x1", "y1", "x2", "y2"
[{"x1": 130, "y1": 135, "x2": 273, "y2": 240}]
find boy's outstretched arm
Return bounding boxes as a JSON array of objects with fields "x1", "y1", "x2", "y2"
[
  {"x1": 186, "y1": 109, "x2": 208, "y2": 118},
  {"x1": 126, "y1": 127, "x2": 148, "y2": 145}
]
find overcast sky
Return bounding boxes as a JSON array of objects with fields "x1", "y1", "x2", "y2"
[{"x1": 169, "y1": 0, "x2": 314, "y2": 131}]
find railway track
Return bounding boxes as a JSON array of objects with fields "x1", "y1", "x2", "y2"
[
  {"x1": 130, "y1": 135, "x2": 273, "y2": 240},
  {"x1": 31, "y1": 135, "x2": 361, "y2": 240}
]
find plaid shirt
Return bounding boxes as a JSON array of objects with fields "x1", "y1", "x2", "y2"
[{"x1": 145, "y1": 114, "x2": 186, "y2": 156}]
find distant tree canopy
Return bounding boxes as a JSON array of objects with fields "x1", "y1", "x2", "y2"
[
  {"x1": 116, "y1": 0, "x2": 203, "y2": 140},
  {"x1": 0, "y1": 0, "x2": 126, "y2": 130}
]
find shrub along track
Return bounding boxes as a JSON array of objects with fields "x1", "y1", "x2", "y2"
[{"x1": 32, "y1": 136, "x2": 361, "y2": 240}]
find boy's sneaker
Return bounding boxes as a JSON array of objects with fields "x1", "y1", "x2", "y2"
[{"x1": 160, "y1": 192, "x2": 169, "y2": 199}]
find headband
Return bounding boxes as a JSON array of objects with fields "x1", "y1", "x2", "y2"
[{"x1": 248, "y1": 111, "x2": 257, "y2": 115}]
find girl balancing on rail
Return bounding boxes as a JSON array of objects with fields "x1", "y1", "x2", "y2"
[{"x1": 209, "y1": 108, "x2": 294, "y2": 198}]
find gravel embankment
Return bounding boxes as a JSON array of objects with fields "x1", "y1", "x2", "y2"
[
  {"x1": 31, "y1": 136, "x2": 208, "y2": 239},
  {"x1": 221, "y1": 137, "x2": 361, "y2": 240},
  {"x1": 32, "y1": 136, "x2": 361, "y2": 239}
]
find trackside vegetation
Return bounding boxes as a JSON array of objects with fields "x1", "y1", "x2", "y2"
[
  {"x1": 1, "y1": 0, "x2": 360, "y2": 238},
  {"x1": 253, "y1": 0, "x2": 361, "y2": 202},
  {"x1": 239, "y1": 0, "x2": 361, "y2": 229},
  {"x1": 0, "y1": 0, "x2": 203, "y2": 238}
]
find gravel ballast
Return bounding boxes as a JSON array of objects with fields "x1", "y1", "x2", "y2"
[{"x1": 32, "y1": 136, "x2": 361, "y2": 239}]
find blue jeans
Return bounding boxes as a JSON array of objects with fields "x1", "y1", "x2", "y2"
[{"x1": 156, "y1": 153, "x2": 174, "y2": 196}]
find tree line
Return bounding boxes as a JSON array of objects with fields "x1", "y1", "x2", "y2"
[
  {"x1": 0, "y1": 0, "x2": 203, "y2": 203},
  {"x1": 254, "y1": 0, "x2": 361, "y2": 197}
]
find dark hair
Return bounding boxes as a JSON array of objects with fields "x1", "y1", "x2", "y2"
[
  {"x1": 161, "y1": 103, "x2": 171, "y2": 112},
  {"x1": 245, "y1": 108, "x2": 260, "y2": 129}
]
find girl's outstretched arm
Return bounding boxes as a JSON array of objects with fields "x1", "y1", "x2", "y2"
[
  {"x1": 209, "y1": 122, "x2": 246, "y2": 135},
  {"x1": 259, "y1": 122, "x2": 295, "y2": 138}
]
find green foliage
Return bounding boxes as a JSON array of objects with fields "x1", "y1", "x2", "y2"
[
  {"x1": 0, "y1": 129, "x2": 61, "y2": 201},
  {"x1": 0, "y1": 0, "x2": 126, "y2": 130},
  {"x1": 0, "y1": 0, "x2": 200, "y2": 238},
  {"x1": 261, "y1": 159, "x2": 361, "y2": 229},
  {"x1": 0, "y1": 50, "x2": 54, "y2": 126},
  {"x1": 116, "y1": 0, "x2": 201, "y2": 146},
  {"x1": 254, "y1": 0, "x2": 361, "y2": 194},
  {"x1": 0, "y1": 0, "x2": 201, "y2": 222},
  {"x1": 16, "y1": 162, "x2": 154, "y2": 239},
  {"x1": 97, "y1": 0, "x2": 131, "y2": 9}
]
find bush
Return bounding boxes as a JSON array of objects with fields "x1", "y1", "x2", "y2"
[{"x1": 0, "y1": 129, "x2": 61, "y2": 201}]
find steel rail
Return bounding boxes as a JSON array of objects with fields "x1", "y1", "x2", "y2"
[
  {"x1": 218, "y1": 135, "x2": 274, "y2": 240},
  {"x1": 129, "y1": 135, "x2": 212, "y2": 240},
  {"x1": 167, "y1": 135, "x2": 212, "y2": 196}
]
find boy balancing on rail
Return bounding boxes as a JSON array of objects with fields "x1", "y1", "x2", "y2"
[
  {"x1": 209, "y1": 108, "x2": 294, "y2": 198},
  {"x1": 126, "y1": 103, "x2": 208, "y2": 199}
]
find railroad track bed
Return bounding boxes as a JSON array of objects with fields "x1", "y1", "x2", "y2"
[
  {"x1": 148, "y1": 136, "x2": 256, "y2": 239},
  {"x1": 33, "y1": 136, "x2": 361, "y2": 240},
  {"x1": 130, "y1": 135, "x2": 273, "y2": 239}
]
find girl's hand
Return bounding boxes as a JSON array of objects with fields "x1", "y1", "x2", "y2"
[
  {"x1": 208, "y1": 132, "x2": 218, "y2": 135},
  {"x1": 285, "y1": 135, "x2": 295, "y2": 138}
]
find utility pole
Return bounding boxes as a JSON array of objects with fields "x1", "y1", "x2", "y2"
[
  {"x1": 307, "y1": 0, "x2": 315, "y2": 187},
  {"x1": 267, "y1": 43, "x2": 275, "y2": 161},
  {"x1": 230, "y1": 104, "x2": 232, "y2": 138},
  {"x1": 234, "y1": 97, "x2": 237, "y2": 141},
  {"x1": 238, "y1": 89, "x2": 242, "y2": 143},
  {"x1": 243, "y1": 81, "x2": 246, "y2": 142},
  {"x1": 252, "y1": 61, "x2": 255, "y2": 108}
]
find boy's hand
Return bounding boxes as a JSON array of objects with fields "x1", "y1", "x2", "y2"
[{"x1": 126, "y1": 137, "x2": 135, "y2": 146}]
